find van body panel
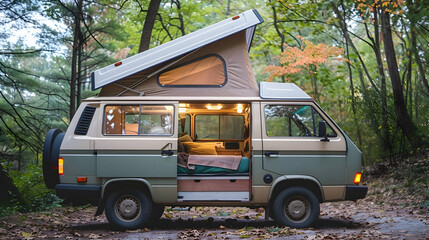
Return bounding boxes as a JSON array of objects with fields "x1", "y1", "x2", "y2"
[
  {"x1": 251, "y1": 186, "x2": 270, "y2": 203},
  {"x1": 344, "y1": 134, "x2": 362, "y2": 185},
  {"x1": 61, "y1": 103, "x2": 98, "y2": 151},
  {"x1": 100, "y1": 178, "x2": 178, "y2": 203},
  {"x1": 268, "y1": 175, "x2": 324, "y2": 201},
  {"x1": 264, "y1": 154, "x2": 346, "y2": 185},
  {"x1": 250, "y1": 102, "x2": 263, "y2": 151},
  {"x1": 93, "y1": 102, "x2": 179, "y2": 203},
  {"x1": 59, "y1": 151, "x2": 98, "y2": 185},
  {"x1": 260, "y1": 102, "x2": 347, "y2": 186},
  {"x1": 96, "y1": 151, "x2": 177, "y2": 178},
  {"x1": 102, "y1": 178, "x2": 153, "y2": 199},
  {"x1": 322, "y1": 186, "x2": 346, "y2": 201},
  {"x1": 151, "y1": 185, "x2": 177, "y2": 203},
  {"x1": 94, "y1": 138, "x2": 178, "y2": 150}
]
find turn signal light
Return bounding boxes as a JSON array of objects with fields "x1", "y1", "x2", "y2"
[
  {"x1": 58, "y1": 158, "x2": 64, "y2": 175},
  {"x1": 354, "y1": 172, "x2": 362, "y2": 184},
  {"x1": 232, "y1": 15, "x2": 240, "y2": 20}
]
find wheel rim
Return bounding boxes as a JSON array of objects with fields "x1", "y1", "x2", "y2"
[
  {"x1": 115, "y1": 194, "x2": 141, "y2": 222},
  {"x1": 284, "y1": 196, "x2": 311, "y2": 223}
]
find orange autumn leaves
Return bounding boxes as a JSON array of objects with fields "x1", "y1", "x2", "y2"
[
  {"x1": 355, "y1": 0, "x2": 405, "y2": 16},
  {"x1": 264, "y1": 36, "x2": 345, "y2": 82}
]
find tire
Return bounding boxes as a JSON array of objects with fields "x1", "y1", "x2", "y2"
[
  {"x1": 43, "y1": 129, "x2": 64, "y2": 189},
  {"x1": 148, "y1": 204, "x2": 164, "y2": 224},
  {"x1": 273, "y1": 187, "x2": 320, "y2": 228},
  {"x1": 105, "y1": 189, "x2": 153, "y2": 230}
]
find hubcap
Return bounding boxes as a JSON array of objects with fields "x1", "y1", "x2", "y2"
[
  {"x1": 115, "y1": 195, "x2": 141, "y2": 222},
  {"x1": 284, "y1": 196, "x2": 310, "y2": 223},
  {"x1": 287, "y1": 200, "x2": 306, "y2": 219}
]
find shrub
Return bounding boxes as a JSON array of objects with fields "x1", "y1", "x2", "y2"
[{"x1": 0, "y1": 164, "x2": 62, "y2": 216}]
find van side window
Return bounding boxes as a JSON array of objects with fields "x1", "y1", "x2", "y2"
[
  {"x1": 195, "y1": 115, "x2": 244, "y2": 140},
  {"x1": 264, "y1": 105, "x2": 337, "y2": 137},
  {"x1": 104, "y1": 105, "x2": 174, "y2": 135}
]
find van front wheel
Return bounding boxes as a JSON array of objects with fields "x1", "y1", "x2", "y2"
[
  {"x1": 105, "y1": 189, "x2": 152, "y2": 230},
  {"x1": 273, "y1": 187, "x2": 319, "y2": 228}
]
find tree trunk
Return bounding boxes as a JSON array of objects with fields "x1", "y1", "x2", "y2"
[
  {"x1": 173, "y1": 0, "x2": 185, "y2": 36},
  {"x1": 138, "y1": 0, "x2": 161, "y2": 53},
  {"x1": 70, "y1": 0, "x2": 83, "y2": 120},
  {"x1": 77, "y1": 42, "x2": 82, "y2": 107},
  {"x1": 0, "y1": 164, "x2": 25, "y2": 205},
  {"x1": 410, "y1": 23, "x2": 429, "y2": 95},
  {"x1": 342, "y1": 14, "x2": 362, "y2": 147},
  {"x1": 226, "y1": 0, "x2": 231, "y2": 16},
  {"x1": 272, "y1": 6, "x2": 286, "y2": 83},
  {"x1": 380, "y1": 10, "x2": 420, "y2": 148},
  {"x1": 331, "y1": 3, "x2": 380, "y2": 95},
  {"x1": 333, "y1": 2, "x2": 379, "y2": 153},
  {"x1": 17, "y1": 145, "x2": 22, "y2": 172},
  {"x1": 373, "y1": 8, "x2": 391, "y2": 157}
]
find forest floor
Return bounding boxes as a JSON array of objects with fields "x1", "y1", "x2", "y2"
[{"x1": 1, "y1": 151, "x2": 428, "y2": 239}]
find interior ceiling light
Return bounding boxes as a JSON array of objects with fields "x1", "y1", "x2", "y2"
[
  {"x1": 178, "y1": 108, "x2": 189, "y2": 113},
  {"x1": 236, "y1": 104, "x2": 243, "y2": 113},
  {"x1": 206, "y1": 104, "x2": 223, "y2": 110}
]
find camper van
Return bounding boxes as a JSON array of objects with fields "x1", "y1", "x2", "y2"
[{"x1": 43, "y1": 10, "x2": 367, "y2": 230}]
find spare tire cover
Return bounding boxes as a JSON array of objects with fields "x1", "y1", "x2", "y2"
[{"x1": 43, "y1": 129, "x2": 64, "y2": 189}]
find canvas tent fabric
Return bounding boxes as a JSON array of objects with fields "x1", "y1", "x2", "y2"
[
  {"x1": 92, "y1": 9, "x2": 262, "y2": 90},
  {"x1": 158, "y1": 55, "x2": 226, "y2": 87},
  {"x1": 99, "y1": 30, "x2": 260, "y2": 97}
]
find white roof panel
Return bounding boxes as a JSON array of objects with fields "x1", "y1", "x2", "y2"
[
  {"x1": 92, "y1": 9, "x2": 263, "y2": 90},
  {"x1": 259, "y1": 82, "x2": 312, "y2": 100}
]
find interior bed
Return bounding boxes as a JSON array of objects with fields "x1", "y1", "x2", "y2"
[
  {"x1": 177, "y1": 157, "x2": 249, "y2": 175},
  {"x1": 177, "y1": 137, "x2": 249, "y2": 174}
]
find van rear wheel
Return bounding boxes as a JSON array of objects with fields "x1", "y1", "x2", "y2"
[
  {"x1": 273, "y1": 187, "x2": 319, "y2": 228},
  {"x1": 105, "y1": 189, "x2": 152, "y2": 230},
  {"x1": 148, "y1": 204, "x2": 164, "y2": 225}
]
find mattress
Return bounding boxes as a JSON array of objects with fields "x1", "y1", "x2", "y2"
[{"x1": 178, "y1": 157, "x2": 249, "y2": 174}]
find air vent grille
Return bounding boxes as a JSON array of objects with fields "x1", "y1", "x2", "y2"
[{"x1": 74, "y1": 106, "x2": 96, "y2": 135}]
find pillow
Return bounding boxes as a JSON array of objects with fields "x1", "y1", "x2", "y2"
[
  {"x1": 182, "y1": 142, "x2": 216, "y2": 153},
  {"x1": 188, "y1": 145, "x2": 217, "y2": 155},
  {"x1": 179, "y1": 134, "x2": 193, "y2": 142}
]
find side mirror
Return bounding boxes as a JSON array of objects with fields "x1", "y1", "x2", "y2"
[{"x1": 318, "y1": 121, "x2": 329, "y2": 142}]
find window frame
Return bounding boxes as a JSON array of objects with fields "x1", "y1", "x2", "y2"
[
  {"x1": 178, "y1": 114, "x2": 191, "y2": 135},
  {"x1": 156, "y1": 54, "x2": 228, "y2": 88},
  {"x1": 263, "y1": 104, "x2": 337, "y2": 138},
  {"x1": 103, "y1": 104, "x2": 175, "y2": 136}
]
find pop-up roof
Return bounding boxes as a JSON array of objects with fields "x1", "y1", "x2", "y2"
[{"x1": 92, "y1": 9, "x2": 264, "y2": 97}]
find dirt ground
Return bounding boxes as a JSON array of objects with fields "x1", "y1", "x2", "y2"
[{"x1": 1, "y1": 193, "x2": 428, "y2": 240}]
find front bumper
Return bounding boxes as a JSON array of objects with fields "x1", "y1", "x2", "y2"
[
  {"x1": 345, "y1": 185, "x2": 368, "y2": 201},
  {"x1": 55, "y1": 184, "x2": 101, "y2": 206}
]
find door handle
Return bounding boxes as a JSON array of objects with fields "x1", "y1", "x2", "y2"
[
  {"x1": 161, "y1": 150, "x2": 174, "y2": 157},
  {"x1": 264, "y1": 151, "x2": 279, "y2": 157}
]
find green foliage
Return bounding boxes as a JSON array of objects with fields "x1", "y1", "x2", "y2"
[{"x1": 0, "y1": 165, "x2": 62, "y2": 217}]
